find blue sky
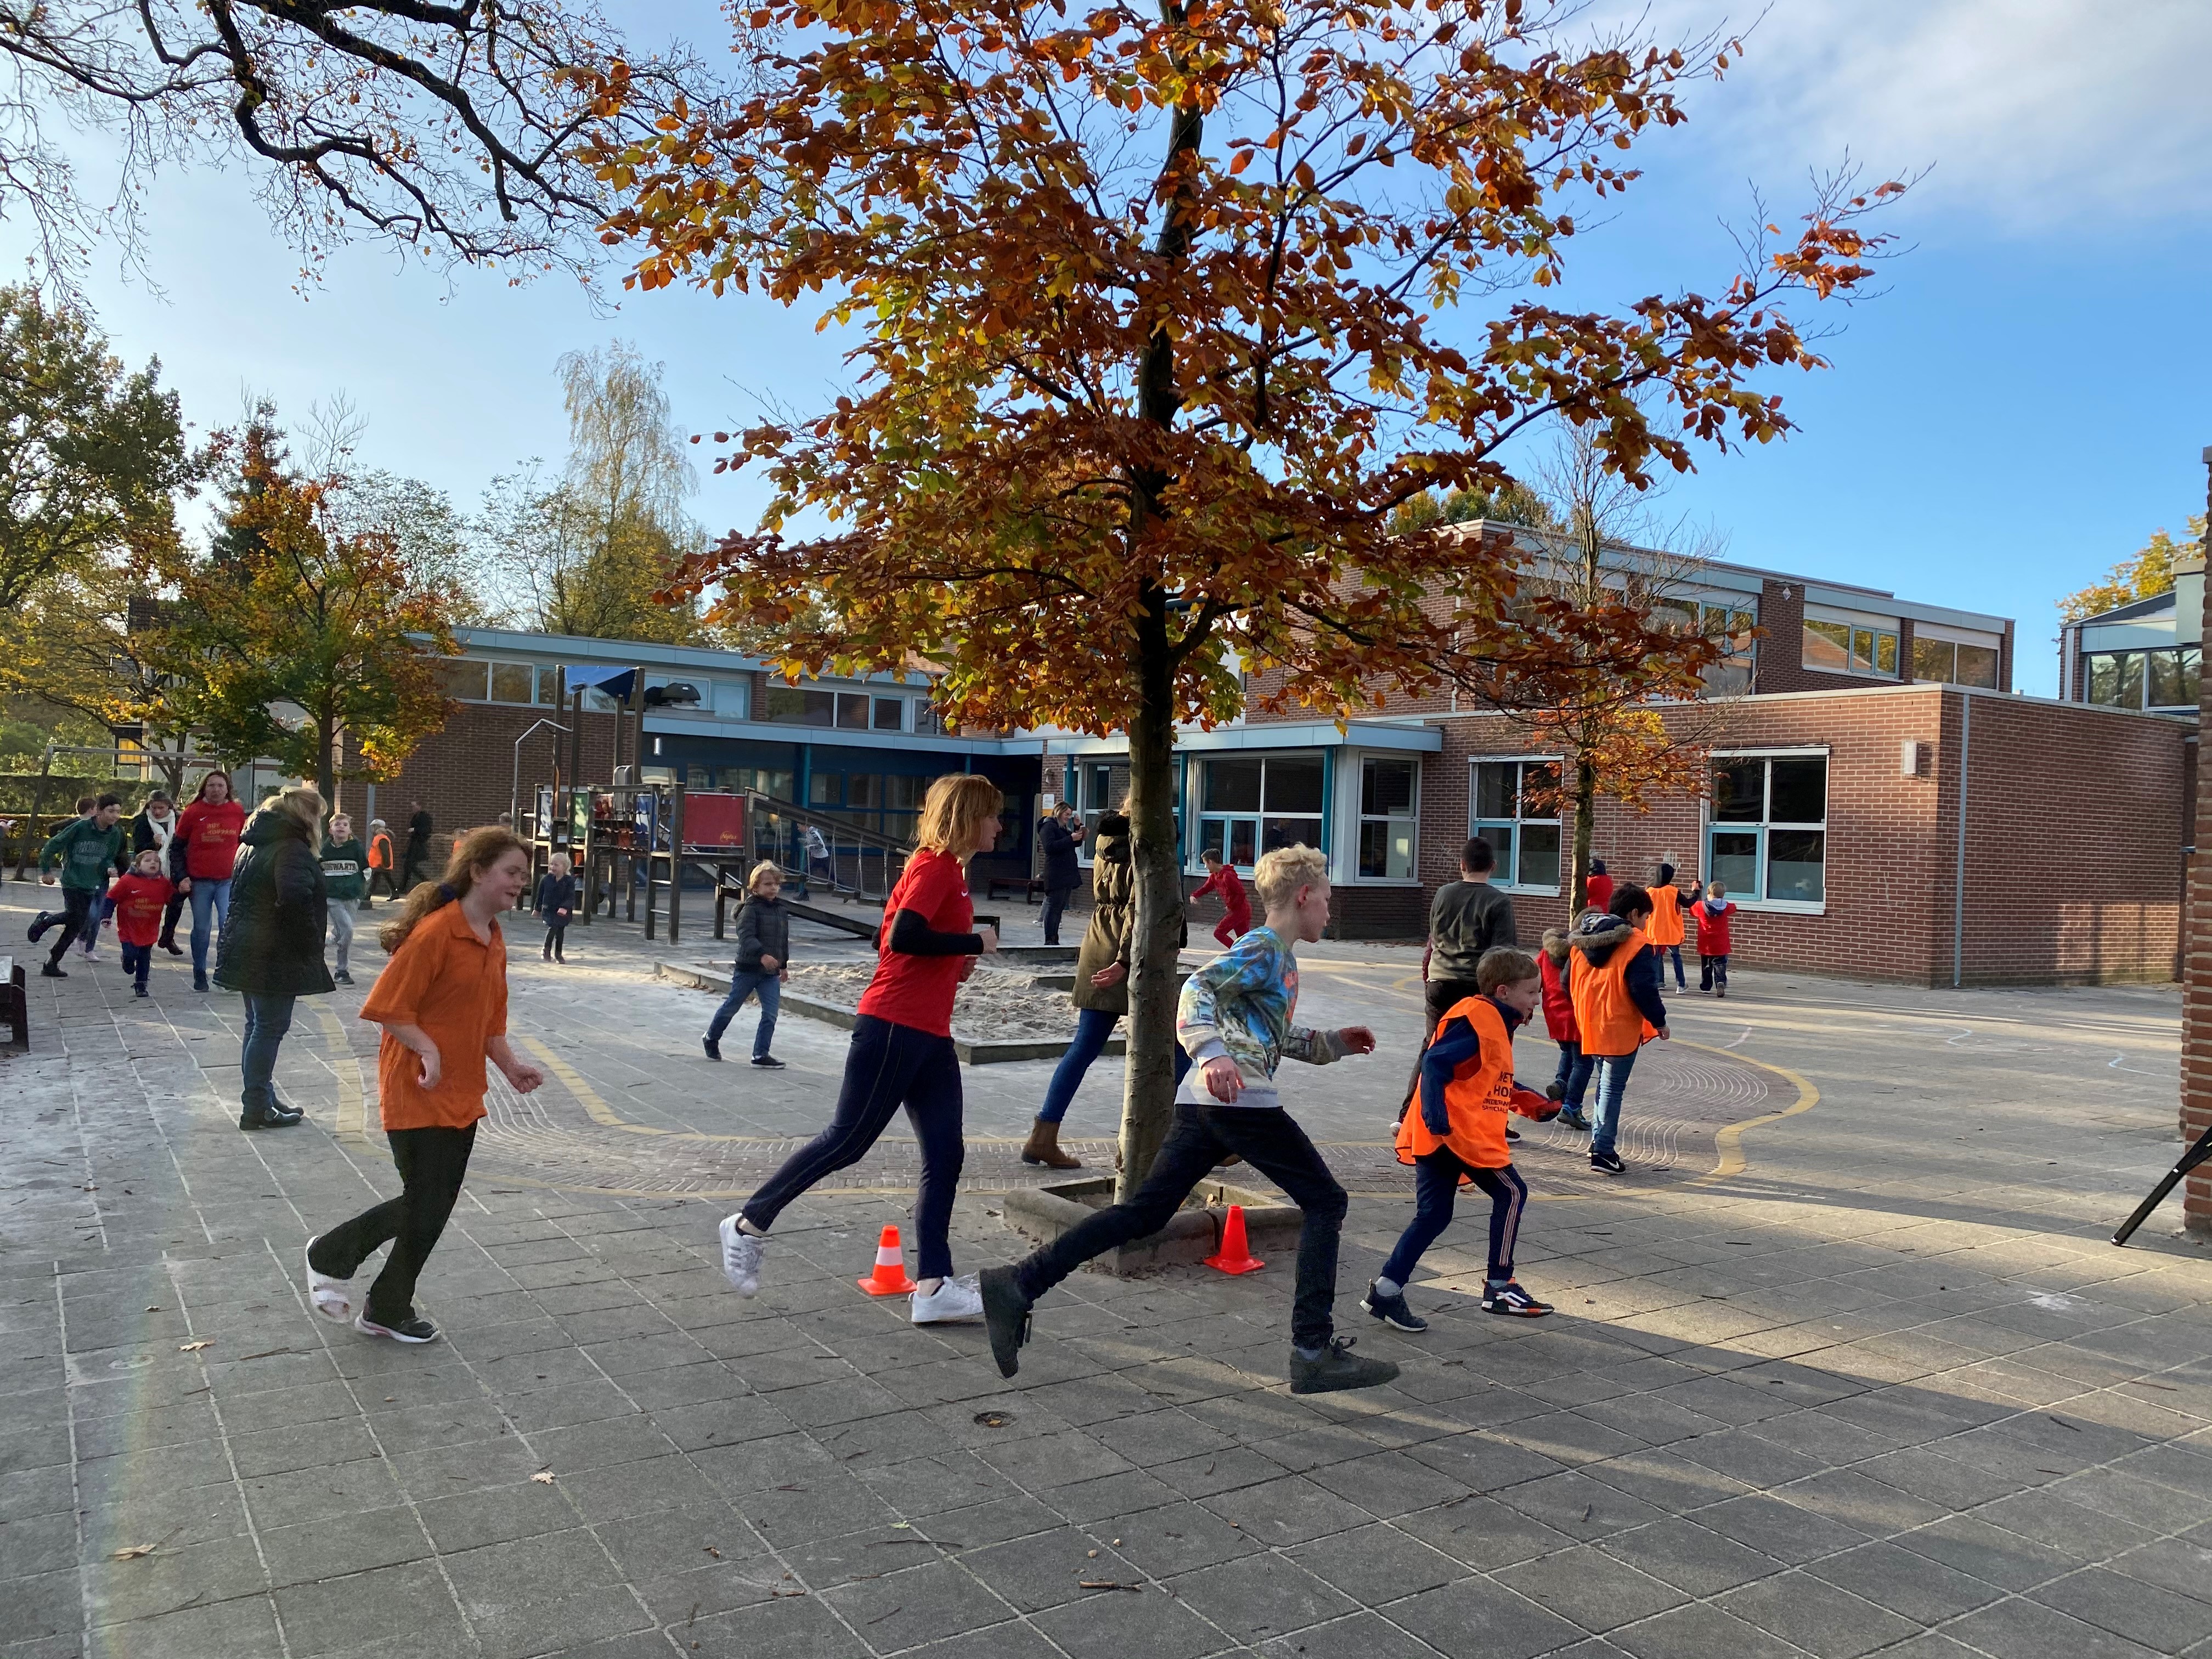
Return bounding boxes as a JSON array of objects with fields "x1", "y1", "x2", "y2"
[{"x1": 20, "y1": 0, "x2": 2209, "y2": 696}]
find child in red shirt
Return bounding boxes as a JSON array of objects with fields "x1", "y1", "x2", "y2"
[
  {"x1": 1191, "y1": 850, "x2": 1252, "y2": 949},
  {"x1": 108, "y1": 849, "x2": 176, "y2": 998},
  {"x1": 1694, "y1": 880, "x2": 1737, "y2": 996}
]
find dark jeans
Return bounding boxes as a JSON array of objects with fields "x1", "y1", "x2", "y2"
[
  {"x1": 1041, "y1": 885, "x2": 1073, "y2": 946},
  {"x1": 708, "y1": 968, "x2": 782, "y2": 1058},
  {"x1": 1590, "y1": 1048, "x2": 1637, "y2": 1159},
  {"x1": 542, "y1": 922, "x2": 567, "y2": 961},
  {"x1": 241, "y1": 993, "x2": 297, "y2": 1110},
  {"x1": 159, "y1": 891, "x2": 186, "y2": 946},
  {"x1": 1036, "y1": 1008, "x2": 1190, "y2": 1125},
  {"x1": 742, "y1": 1015, "x2": 963, "y2": 1280},
  {"x1": 402, "y1": 847, "x2": 431, "y2": 890},
  {"x1": 311, "y1": 1125, "x2": 476, "y2": 1325},
  {"x1": 1380, "y1": 1149, "x2": 1527, "y2": 1285},
  {"x1": 1661, "y1": 944, "x2": 1685, "y2": 989},
  {"x1": 43, "y1": 887, "x2": 97, "y2": 964},
  {"x1": 1699, "y1": 953, "x2": 1729, "y2": 991},
  {"x1": 368, "y1": 868, "x2": 402, "y2": 901},
  {"x1": 1401, "y1": 977, "x2": 1482, "y2": 1116},
  {"x1": 121, "y1": 941, "x2": 151, "y2": 989},
  {"x1": 1551, "y1": 1040, "x2": 1593, "y2": 1109},
  {"x1": 1013, "y1": 1101, "x2": 1348, "y2": 1350}
]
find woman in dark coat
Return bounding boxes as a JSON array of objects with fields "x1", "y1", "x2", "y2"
[
  {"x1": 216, "y1": 787, "x2": 335, "y2": 1131},
  {"x1": 1037, "y1": 802, "x2": 1082, "y2": 946}
]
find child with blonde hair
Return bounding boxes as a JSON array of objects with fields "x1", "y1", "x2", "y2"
[
  {"x1": 534, "y1": 851, "x2": 576, "y2": 963},
  {"x1": 983, "y1": 843, "x2": 1397, "y2": 1396},
  {"x1": 704, "y1": 860, "x2": 791, "y2": 1068}
]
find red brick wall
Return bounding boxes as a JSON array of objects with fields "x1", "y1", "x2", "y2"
[{"x1": 370, "y1": 701, "x2": 626, "y2": 862}]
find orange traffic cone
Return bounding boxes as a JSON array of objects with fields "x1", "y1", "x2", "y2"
[
  {"x1": 1205, "y1": 1204, "x2": 1265, "y2": 1275},
  {"x1": 857, "y1": 1225, "x2": 918, "y2": 1296}
]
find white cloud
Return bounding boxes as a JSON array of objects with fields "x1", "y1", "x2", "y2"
[{"x1": 1605, "y1": 0, "x2": 2212, "y2": 228}]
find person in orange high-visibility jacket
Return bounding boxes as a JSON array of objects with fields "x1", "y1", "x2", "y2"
[
  {"x1": 365, "y1": 820, "x2": 399, "y2": 902},
  {"x1": 1567, "y1": 886, "x2": 1669, "y2": 1176},
  {"x1": 1367, "y1": 946, "x2": 1562, "y2": 1329},
  {"x1": 1645, "y1": 862, "x2": 1688, "y2": 992}
]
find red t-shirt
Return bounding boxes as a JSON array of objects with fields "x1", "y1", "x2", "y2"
[
  {"x1": 1694, "y1": 899, "x2": 1735, "y2": 957},
  {"x1": 857, "y1": 848, "x2": 974, "y2": 1037},
  {"x1": 1584, "y1": 872, "x2": 1614, "y2": 913},
  {"x1": 176, "y1": 799, "x2": 247, "y2": 880},
  {"x1": 108, "y1": 873, "x2": 176, "y2": 947}
]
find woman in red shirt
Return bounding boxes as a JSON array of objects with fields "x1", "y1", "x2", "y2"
[
  {"x1": 171, "y1": 770, "x2": 247, "y2": 992},
  {"x1": 718, "y1": 774, "x2": 1004, "y2": 1323},
  {"x1": 302, "y1": 826, "x2": 545, "y2": 1343}
]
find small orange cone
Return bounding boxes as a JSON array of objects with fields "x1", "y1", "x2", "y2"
[
  {"x1": 857, "y1": 1225, "x2": 918, "y2": 1296},
  {"x1": 1205, "y1": 1204, "x2": 1265, "y2": 1275}
]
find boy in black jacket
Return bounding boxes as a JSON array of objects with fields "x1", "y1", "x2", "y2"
[
  {"x1": 704, "y1": 861, "x2": 789, "y2": 1068},
  {"x1": 534, "y1": 853, "x2": 577, "y2": 962}
]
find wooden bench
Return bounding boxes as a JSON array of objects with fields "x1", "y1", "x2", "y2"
[
  {"x1": 0, "y1": 955, "x2": 25, "y2": 1052},
  {"x1": 985, "y1": 876, "x2": 1045, "y2": 905}
]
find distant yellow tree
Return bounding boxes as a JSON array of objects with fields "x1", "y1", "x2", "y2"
[{"x1": 2061, "y1": 517, "x2": 2208, "y2": 623}]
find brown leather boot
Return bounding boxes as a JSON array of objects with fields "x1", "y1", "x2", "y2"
[{"x1": 1021, "y1": 1118, "x2": 1082, "y2": 1169}]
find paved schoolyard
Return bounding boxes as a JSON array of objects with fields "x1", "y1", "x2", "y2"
[{"x1": 5, "y1": 881, "x2": 2212, "y2": 1659}]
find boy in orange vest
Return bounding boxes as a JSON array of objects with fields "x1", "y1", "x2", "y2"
[
  {"x1": 1645, "y1": 862, "x2": 1688, "y2": 991},
  {"x1": 1367, "y1": 946, "x2": 1563, "y2": 1329},
  {"x1": 1567, "y1": 884, "x2": 1669, "y2": 1175}
]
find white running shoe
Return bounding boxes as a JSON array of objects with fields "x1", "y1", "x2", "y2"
[
  {"x1": 304, "y1": 1237, "x2": 354, "y2": 1323},
  {"x1": 910, "y1": 1274, "x2": 983, "y2": 1324},
  {"x1": 719, "y1": 1214, "x2": 765, "y2": 1296}
]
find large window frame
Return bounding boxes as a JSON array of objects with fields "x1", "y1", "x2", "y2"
[
  {"x1": 1355, "y1": 755, "x2": 1420, "y2": 882},
  {"x1": 1707, "y1": 748, "x2": 1828, "y2": 913},
  {"x1": 1911, "y1": 635, "x2": 2002, "y2": 690},
  {"x1": 2082, "y1": 646, "x2": 2198, "y2": 712},
  {"x1": 436, "y1": 657, "x2": 560, "y2": 707},
  {"x1": 1802, "y1": 610, "x2": 1899, "y2": 680},
  {"x1": 1194, "y1": 753, "x2": 1325, "y2": 873},
  {"x1": 1469, "y1": 756, "x2": 1564, "y2": 894}
]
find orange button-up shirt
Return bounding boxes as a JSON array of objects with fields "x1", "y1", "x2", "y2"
[{"x1": 359, "y1": 900, "x2": 509, "y2": 1131}]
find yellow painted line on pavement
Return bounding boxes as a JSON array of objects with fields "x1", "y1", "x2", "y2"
[
  {"x1": 1673, "y1": 1036, "x2": 1821, "y2": 1182},
  {"x1": 314, "y1": 1005, "x2": 368, "y2": 1144},
  {"x1": 518, "y1": 1036, "x2": 670, "y2": 1136}
]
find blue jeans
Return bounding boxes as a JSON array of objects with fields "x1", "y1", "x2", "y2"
[
  {"x1": 241, "y1": 992, "x2": 297, "y2": 1111},
  {"x1": 1662, "y1": 944, "x2": 1685, "y2": 990},
  {"x1": 742, "y1": 1015, "x2": 963, "y2": 1280},
  {"x1": 1590, "y1": 1048, "x2": 1638, "y2": 1158},
  {"x1": 1041, "y1": 885, "x2": 1073, "y2": 945},
  {"x1": 1380, "y1": 1149, "x2": 1527, "y2": 1285},
  {"x1": 1037, "y1": 1007, "x2": 1190, "y2": 1124},
  {"x1": 1551, "y1": 1040, "x2": 1593, "y2": 1109},
  {"x1": 708, "y1": 968, "x2": 781, "y2": 1058},
  {"x1": 189, "y1": 877, "x2": 233, "y2": 979},
  {"x1": 121, "y1": 941, "x2": 151, "y2": 989}
]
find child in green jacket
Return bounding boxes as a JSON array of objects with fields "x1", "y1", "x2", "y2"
[
  {"x1": 27, "y1": 794, "x2": 126, "y2": 978},
  {"x1": 319, "y1": 812, "x2": 370, "y2": 984}
]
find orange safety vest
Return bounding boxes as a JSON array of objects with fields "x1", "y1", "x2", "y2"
[
  {"x1": 1646, "y1": 884, "x2": 1684, "y2": 946},
  {"x1": 1570, "y1": 927, "x2": 1658, "y2": 1057},
  {"x1": 368, "y1": 832, "x2": 394, "y2": 871},
  {"x1": 1395, "y1": 996, "x2": 1549, "y2": 1173}
]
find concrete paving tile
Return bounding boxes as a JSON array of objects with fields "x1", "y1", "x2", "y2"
[
  {"x1": 822, "y1": 1558, "x2": 1007, "y2": 1650},
  {"x1": 557, "y1": 1452, "x2": 726, "y2": 1525},
  {"x1": 1094, "y1": 1502, "x2": 1265, "y2": 1577},
  {"x1": 731, "y1": 1468, "x2": 902, "y2": 1547},
  {"x1": 81, "y1": 1590, "x2": 287, "y2": 1659},
  {"x1": 1942, "y1": 1594, "x2": 2168, "y2": 1659},
  {"x1": 273, "y1": 1560, "x2": 466, "y2": 1658},
  {"x1": 258, "y1": 1505, "x2": 434, "y2": 1588},
  {"x1": 414, "y1": 1479, "x2": 578, "y2": 1552},
  {"x1": 961, "y1": 1528, "x2": 1145, "y2": 1613},
  {"x1": 916, "y1": 1492, "x2": 1068, "y2": 1551},
  {"x1": 1201, "y1": 1473, "x2": 1381, "y2": 1548},
  {"x1": 385, "y1": 1435, "x2": 548, "y2": 1500},
  {"x1": 1493, "y1": 1543, "x2": 1689, "y2": 1634},
  {"x1": 470, "y1": 1582, "x2": 656, "y2": 1659},
  {"x1": 1170, "y1": 1549, "x2": 1361, "y2": 1642},
  {"x1": 1027, "y1": 1578, "x2": 1241, "y2": 1659},
  {"x1": 82, "y1": 1477, "x2": 252, "y2": 1553},
  {"x1": 1284, "y1": 1521, "x2": 1466, "y2": 1602},
  {"x1": 1714, "y1": 1570, "x2": 1920, "y2": 1658},
  {"x1": 1494, "y1": 1470, "x2": 1673, "y2": 1541},
  {"x1": 631, "y1": 1559, "x2": 783, "y2": 1625},
  {"x1": 1692, "y1": 1493, "x2": 1871, "y2": 1565},
  {"x1": 1605, "y1": 1600, "x2": 1812, "y2": 1659},
  {"x1": 1801, "y1": 1540, "x2": 2003, "y2": 1623},
  {"x1": 1385, "y1": 1573, "x2": 1588, "y2": 1658},
  {"x1": 1894, "y1": 1513, "x2": 2081, "y2": 1591},
  {"x1": 2047, "y1": 1465, "x2": 2212, "y2": 1536},
  {"x1": 1776, "y1": 1468, "x2": 1951, "y2": 1536},
  {"x1": 1040, "y1": 1468, "x2": 1184, "y2": 1523},
  {"x1": 1598, "y1": 1516, "x2": 1786, "y2": 1596},
  {"x1": 1393, "y1": 1494, "x2": 1576, "y2": 1570},
  {"x1": 2030, "y1": 1564, "x2": 2212, "y2": 1653},
  {"x1": 775, "y1": 1525, "x2": 945, "y2": 1589}
]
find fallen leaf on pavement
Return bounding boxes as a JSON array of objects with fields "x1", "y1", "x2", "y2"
[
  {"x1": 178, "y1": 1340, "x2": 211, "y2": 1353},
  {"x1": 531, "y1": 1471, "x2": 557, "y2": 1484}
]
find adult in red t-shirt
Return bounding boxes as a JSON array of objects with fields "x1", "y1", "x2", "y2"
[
  {"x1": 171, "y1": 771, "x2": 247, "y2": 991},
  {"x1": 716, "y1": 775, "x2": 1005, "y2": 1325}
]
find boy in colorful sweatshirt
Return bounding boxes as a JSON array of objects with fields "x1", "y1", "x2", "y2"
[
  {"x1": 983, "y1": 844, "x2": 1395, "y2": 1396},
  {"x1": 28, "y1": 795, "x2": 126, "y2": 977},
  {"x1": 1368, "y1": 946, "x2": 1562, "y2": 1329}
]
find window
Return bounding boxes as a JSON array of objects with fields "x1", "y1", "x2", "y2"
[
  {"x1": 836, "y1": 692, "x2": 870, "y2": 730},
  {"x1": 1197, "y1": 754, "x2": 1324, "y2": 872},
  {"x1": 1701, "y1": 603, "x2": 1758, "y2": 696},
  {"x1": 2084, "y1": 647, "x2": 2196, "y2": 710},
  {"x1": 873, "y1": 696, "x2": 906, "y2": 731},
  {"x1": 537, "y1": 666, "x2": 563, "y2": 706},
  {"x1": 761, "y1": 685, "x2": 836, "y2": 726},
  {"x1": 1912, "y1": 635, "x2": 2002, "y2": 689},
  {"x1": 913, "y1": 703, "x2": 943, "y2": 736},
  {"x1": 489, "y1": 663, "x2": 535, "y2": 706},
  {"x1": 1357, "y1": 757, "x2": 1419, "y2": 880},
  {"x1": 1470, "y1": 759, "x2": 1562, "y2": 890},
  {"x1": 719, "y1": 766, "x2": 792, "y2": 801},
  {"x1": 1803, "y1": 614, "x2": 1898, "y2": 680},
  {"x1": 712, "y1": 679, "x2": 749, "y2": 718},
  {"x1": 1708, "y1": 754, "x2": 1826, "y2": 906},
  {"x1": 434, "y1": 658, "x2": 489, "y2": 701}
]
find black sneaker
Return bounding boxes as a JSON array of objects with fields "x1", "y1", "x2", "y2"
[
  {"x1": 355, "y1": 1312, "x2": 439, "y2": 1344},
  {"x1": 750, "y1": 1055, "x2": 786, "y2": 1070},
  {"x1": 1481, "y1": 1281, "x2": 1554, "y2": 1317},
  {"x1": 39, "y1": 962, "x2": 65, "y2": 979},
  {"x1": 1360, "y1": 1283, "x2": 1428, "y2": 1334},
  {"x1": 26, "y1": 913, "x2": 50, "y2": 943},
  {"x1": 1556, "y1": 1108, "x2": 1591, "y2": 1132},
  {"x1": 239, "y1": 1102, "x2": 304, "y2": 1131},
  {"x1": 133, "y1": 984, "x2": 149, "y2": 999},
  {"x1": 192, "y1": 974, "x2": 208, "y2": 992},
  {"x1": 333, "y1": 969, "x2": 353, "y2": 986},
  {"x1": 1505, "y1": 1126, "x2": 1521, "y2": 1142},
  {"x1": 702, "y1": 1037, "x2": 723, "y2": 1061},
  {"x1": 1589, "y1": 1149, "x2": 1626, "y2": 1175},
  {"x1": 1289, "y1": 1336, "x2": 1400, "y2": 1396},
  {"x1": 980, "y1": 1265, "x2": 1033, "y2": 1379}
]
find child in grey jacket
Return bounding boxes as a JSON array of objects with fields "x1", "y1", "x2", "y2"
[{"x1": 705, "y1": 861, "x2": 790, "y2": 1068}]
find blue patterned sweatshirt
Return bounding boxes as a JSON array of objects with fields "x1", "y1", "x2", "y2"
[{"x1": 1174, "y1": 924, "x2": 1351, "y2": 1109}]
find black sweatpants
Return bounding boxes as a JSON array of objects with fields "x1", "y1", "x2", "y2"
[
  {"x1": 44, "y1": 888, "x2": 98, "y2": 965},
  {"x1": 1012, "y1": 1100, "x2": 1348, "y2": 1351},
  {"x1": 309, "y1": 1125, "x2": 477, "y2": 1325}
]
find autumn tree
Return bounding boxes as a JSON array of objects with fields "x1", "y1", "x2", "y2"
[
  {"x1": 476, "y1": 344, "x2": 707, "y2": 644},
  {"x1": 140, "y1": 428, "x2": 459, "y2": 800},
  {"x1": 0, "y1": 2, "x2": 719, "y2": 291},
  {"x1": 587, "y1": 0, "x2": 1898, "y2": 1192},
  {"x1": 2060, "y1": 517, "x2": 2208, "y2": 624}
]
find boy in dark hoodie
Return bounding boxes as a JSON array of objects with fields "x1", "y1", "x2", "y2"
[
  {"x1": 319, "y1": 812, "x2": 369, "y2": 984},
  {"x1": 1366, "y1": 946, "x2": 1563, "y2": 1330},
  {"x1": 703, "y1": 861, "x2": 788, "y2": 1066},
  {"x1": 1566, "y1": 884, "x2": 1669, "y2": 1175}
]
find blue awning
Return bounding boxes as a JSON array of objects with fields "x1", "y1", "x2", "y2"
[{"x1": 563, "y1": 665, "x2": 639, "y2": 700}]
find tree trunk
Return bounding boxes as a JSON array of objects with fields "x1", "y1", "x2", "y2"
[
  {"x1": 1119, "y1": 628, "x2": 1185, "y2": 1201},
  {"x1": 314, "y1": 715, "x2": 336, "y2": 806},
  {"x1": 1570, "y1": 754, "x2": 1596, "y2": 916}
]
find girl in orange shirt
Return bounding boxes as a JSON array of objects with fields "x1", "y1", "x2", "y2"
[{"x1": 303, "y1": 827, "x2": 544, "y2": 1344}]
